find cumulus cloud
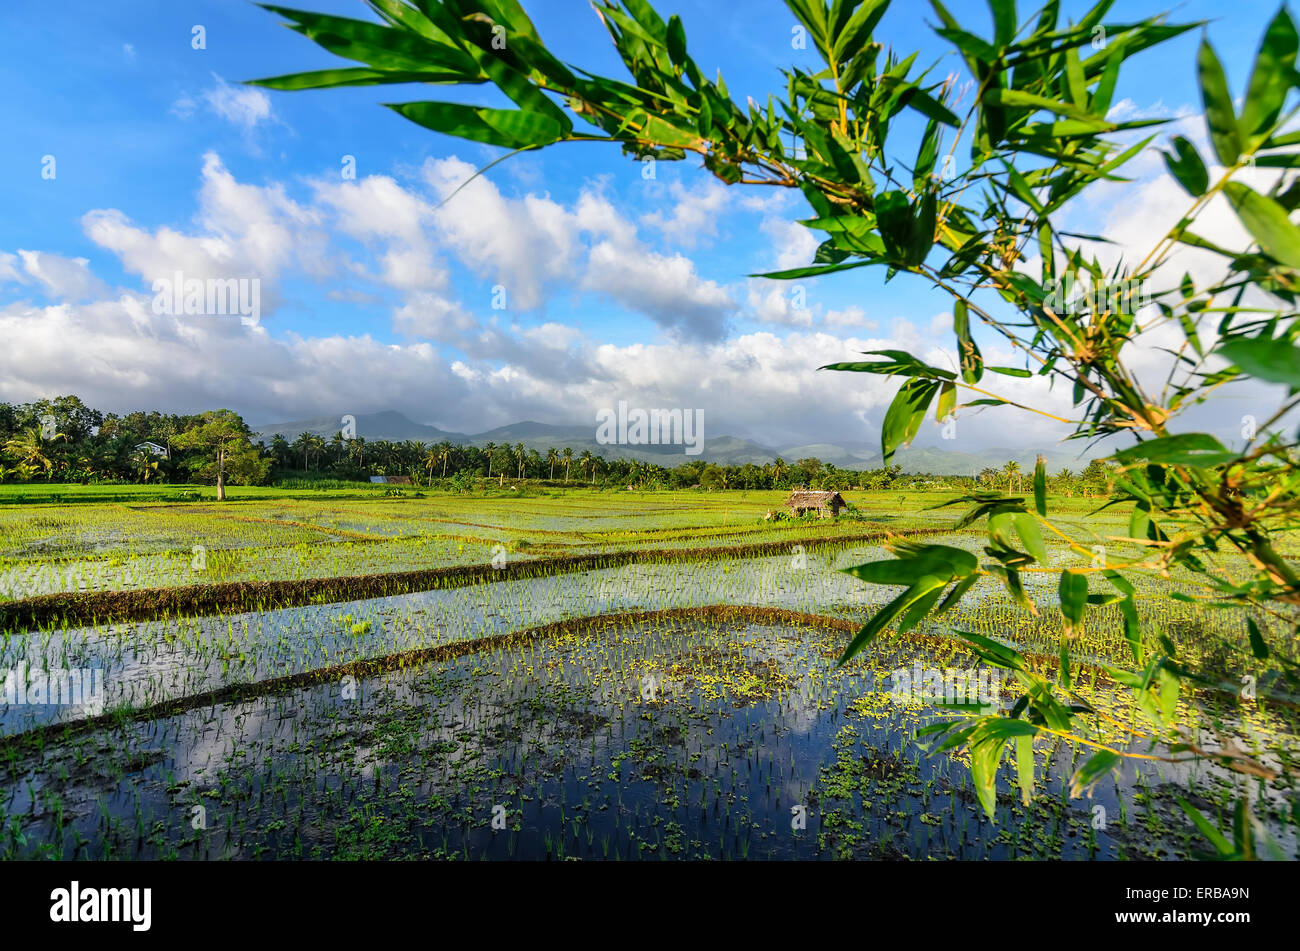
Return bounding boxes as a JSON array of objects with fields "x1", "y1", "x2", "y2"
[
  {"x1": 81, "y1": 153, "x2": 328, "y2": 318},
  {"x1": 5, "y1": 251, "x2": 109, "y2": 301},
  {"x1": 6, "y1": 141, "x2": 1269, "y2": 454},
  {"x1": 640, "y1": 180, "x2": 730, "y2": 247}
]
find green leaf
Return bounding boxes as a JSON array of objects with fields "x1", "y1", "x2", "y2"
[
  {"x1": 1032, "y1": 455, "x2": 1046, "y2": 516},
  {"x1": 1119, "y1": 595, "x2": 1143, "y2": 663},
  {"x1": 636, "y1": 113, "x2": 706, "y2": 149},
  {"x1": 936, "y1": 380, "x2": 957, "y2": 422},
  {"x1": 904, "y1": 87, "x2": 961, "y2": 126},
  {"x1": 1177, "y1": 797, "x2": 1234, "y2": 855},
  {"x1": 837, "y1": 576, "x2": 949, "y2": 663},
  {"x1": 832, "y1": 0, "x2": 889, "y2": 62},
  {"x1": 388, "y1": 101, "x2": 566, "y2": 149},
  {"x1": 954, "y1": 299, "x2": 984, "y2": 384},
  {"x1": 875, "y1": 190, "x2": 914, "y2": 263},
  {"x1": 1113, "y1": 433, "x2": 1238, "y2": 468},
  {"x1": 1218, "y1": 335, "x2": 1300, "y2": 387},
  {"x1": 250, "y1": 66, "x2": 462, "y2": 90},
  {"x1": 1070, "y1": 749, "x2": 1121, "y2": 798},
  {"x1": 880, "y1": 379, "x2": 939, "y2": 465},
  {"x1": 1197, "y1": 37, "x2": 1241, "y2": 165},
  {"x1": 968, "y1": 718, "x2": 1038, "y2": 818},
  {"x1": 823, "y1": 350, "x2": 955, "y2": 380},
  {"x1": 983, "y1": 88, "x2": 1110, "y2": 128},
  {"x1": 1162, "y1": 135, "x2": 1209, "y2": 197},
  {"x1": 1058, "y1": 569, "x2": 1088, "y2": 635},
  {"x1": 841, "y1": 543, "x2": 977, "y2": 586},
  {"x1": 1012, "y1": 512, "x2": 1047, "y2": 563},
  {"x1": 1240, "y1": 8, "x2": 1298, "y2": 145},
  {"x1": 665, "y1": 14, "x2": 687, "y2": 67},
  {"x1": 989, "y1": 0, "x2": 1017, "y2": 47},
  {"x1": 1247, "y1": 617, "x2": 1270, "y2": 659},
  {"x1": 1223, "y1": 182, "x2": 1300, "y2": 268},
  {"x1": 1014, "y1": 734, "x2": 1034, "y2": 805},
  {"x1": 953, "y1": 629, "x2": 1027, "y2": 671},
  {"x1": 259, "y1": 4, "x2": 479, "y2": 75}
]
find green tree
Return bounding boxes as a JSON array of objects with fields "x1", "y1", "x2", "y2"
[
  {"x1": 3, "y1": 428, "x2": 66, "y2": 480},
  {"x1": 1002, "y1": 460, "x2": 1021, "y2": 495},
  {"x1": 173, "y1": 410, "x2": 269, "y2": 501}
]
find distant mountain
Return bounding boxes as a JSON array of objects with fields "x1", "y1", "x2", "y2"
[
  {"x1": 252, "y1": 411, "x2": 1103, "y2": 474},
  {"x1": 885, "y1": 444, "x2": 1102, "y2": 475},
  {"x1": 253, "y1": 410, "x2": 467, "y2": 444}
]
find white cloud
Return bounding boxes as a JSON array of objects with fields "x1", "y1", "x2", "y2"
[
  {"x1": 203, "y1": 75, "x2": 274, "y2": 130},
  {"x1": 640, "y1": 180, "x2": 730, "y2": 247},
  {"x1": 583, "y1": 240, "x2": 734, "y2": 340},
  {"x1": 82, "y1": 153, "x2": 327, "y2": 315},
  {"x1": 13, "y1": 251, "x2": 110, "y2": 301},
  {"x1": 423, "y1": 157, "x2": 578, "y2": 310},
  {"x1": 761, "y1": 216, "x2": 819, "y2": 271}
]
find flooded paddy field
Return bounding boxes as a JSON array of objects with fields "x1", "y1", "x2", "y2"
[
  {"x1": 6, "y1": 613, "x2": 1288, "y2": 861},
  {"x1": 0, "y1": 488, "x2": 1296, "y2": 861}
]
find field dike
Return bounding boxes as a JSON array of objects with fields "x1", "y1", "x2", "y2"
[
  {"x1": 0, "y1": 527, "x2": 953, "y2": 632},
  {"x1": 0, "y1": 603, "x2": 1096, "y2": 754}
]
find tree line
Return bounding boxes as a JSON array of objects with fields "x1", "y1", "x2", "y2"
[{"x1": 0, "y1": 394, "x2": 1117, "y2": 496}]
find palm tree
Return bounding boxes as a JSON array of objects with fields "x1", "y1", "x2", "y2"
[
  {"x1": 484, "y1": 442, "x2": 497, "y2": 478},
  {"x1": 308, "y1": 434, "x2": 327, "y2": 471},
  {"x1": 578, "y1": 449, "x2": 593, "y2": 483},
  {"x1": 130, "y1": 449, "x2": 159, "y2": 483},
  {"x1": 423, "y1": 444, "x2": 441, "y2": 483},
  {"x1": 293, "y1": 432, "x2": 313, "y2": 471},
  {"x1": 515, "y1": 442, "x2": 526, "y2": 479},
  {"x1": 562, "y1": 447, "x2": 573, "y2": 483},
  {"x1": 1002, "y1": 460, "x2": 1021, "y2": 495},
  {"x1": 546, "y1": 447, "x2": 558, "y2": 480},
  {"x1": 3, "y1": 428, "x2": 64, "y2": 478}
]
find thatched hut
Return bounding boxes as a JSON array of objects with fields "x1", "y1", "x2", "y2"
[{"x1": 786, "y1": 490, "x2": 847, "y2": 518}]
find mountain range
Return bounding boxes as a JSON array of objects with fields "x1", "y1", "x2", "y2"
[{"x1": 252, "y1": 411, "x2": 1101, "y2": 475}]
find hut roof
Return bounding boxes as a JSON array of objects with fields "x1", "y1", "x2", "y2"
[{"x1": 786, "y1": 490, "x2": 845, "y2": 506}]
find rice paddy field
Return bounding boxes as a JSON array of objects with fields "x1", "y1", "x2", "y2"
[{"x1": 0, "y1": 485, "x2": 1295, "y2": 861}]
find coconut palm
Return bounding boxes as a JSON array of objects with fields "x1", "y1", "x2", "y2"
[
  {"x1": 1002, "y1": 460, "x2": 1021, "y2": 495},
  {"x1": 546, "y1": 447, "x2": 558, "y2": 480},
  {"x1": 3, "y1": 428, "x2": 64, "y2": 478},
  {"x1": 562, "y1": 447, "x2": 573, "y2": 483},
  {"x1": 130, "y1": 449, "x2": 159, "y2": 483}
]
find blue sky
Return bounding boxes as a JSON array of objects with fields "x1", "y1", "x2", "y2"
[{"x1": 0, "y1": 0, "x2": 1283, "y2": 453}]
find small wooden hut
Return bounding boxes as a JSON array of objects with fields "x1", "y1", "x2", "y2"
[{"x1": 785, "y1": 490, "x2": 847, "y2": 518}]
